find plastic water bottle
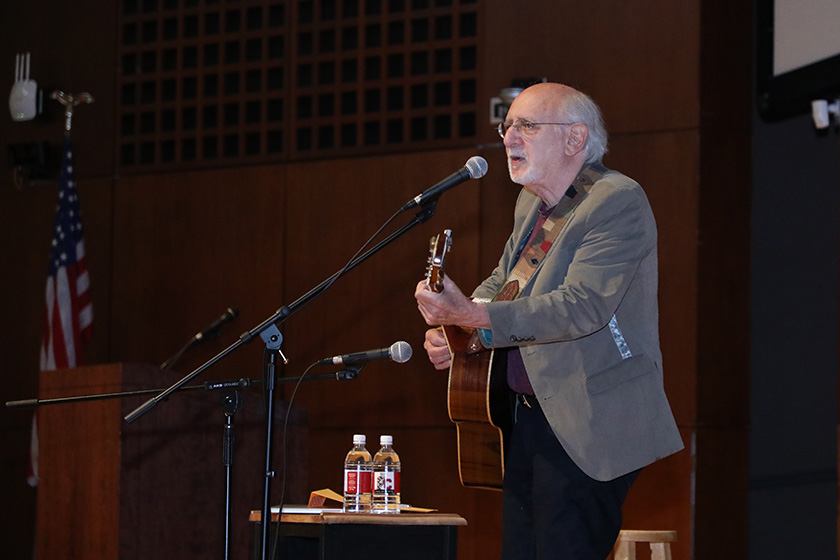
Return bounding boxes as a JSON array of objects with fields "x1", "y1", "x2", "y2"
[
  {"x1": 343, "y1": 434, "x2": 372, "y2": 512},
  {"x1": 372, "y1": 434, "x2": 401, "y2": 513}
]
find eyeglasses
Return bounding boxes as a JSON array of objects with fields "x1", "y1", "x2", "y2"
[{"x1": 497, "y1": 119, "x2": 576, "y2": 139}]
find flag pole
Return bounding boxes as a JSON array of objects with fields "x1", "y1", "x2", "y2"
[{"x1": 29, "y1": 91, "x2": 96, "y2": 487}]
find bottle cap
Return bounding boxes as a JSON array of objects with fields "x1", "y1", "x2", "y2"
[
  {"x1": 353, "y1": 434, "x2": 366, "y2": 445},
  {"x1": 380, "y1": 435, "x2": 393, "y2": 445}
]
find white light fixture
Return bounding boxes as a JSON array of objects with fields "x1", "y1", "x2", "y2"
[
  {"x1": 811, "y1": 98, "x2": 840, "y2": 130},
  {"x1": 9, "y1": 52, "x2": 40, "y2": 122}
]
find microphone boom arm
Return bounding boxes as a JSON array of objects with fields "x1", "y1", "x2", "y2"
[{"x1": 124, "y1": 201, "x2": 439, "y2": 423}]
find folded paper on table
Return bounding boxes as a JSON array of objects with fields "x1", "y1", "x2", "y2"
[{"x1": 307, "y1": 488, "x2": 344, "y2": 507}]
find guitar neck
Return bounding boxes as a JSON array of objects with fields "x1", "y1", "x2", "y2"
[{"x1": 426, "y1": 229, "x2": 451, "y2": 294}]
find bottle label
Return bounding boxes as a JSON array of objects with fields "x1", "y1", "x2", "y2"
[
  {"x1": 374, "y1": 470, "x2": 400, "y2": 493},
  {"x1": 344, "y1": 468, "x2": 372, "y2": 494}
]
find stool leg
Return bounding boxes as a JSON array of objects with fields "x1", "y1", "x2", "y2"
[
  {"x1": 650, "y1": 542, "x2": 671, "y2": 560},
  {"x1": 615, "y1": 540, "x2": 636, "y2": 560}
]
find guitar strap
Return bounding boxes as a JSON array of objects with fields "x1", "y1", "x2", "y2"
[{"x1": 506, "y1": 188, "x2": 578, "y2": 291}]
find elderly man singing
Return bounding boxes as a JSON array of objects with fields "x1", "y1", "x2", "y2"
[{"x1": 415, "y1": 82, "x2": 683, "y2": 560}]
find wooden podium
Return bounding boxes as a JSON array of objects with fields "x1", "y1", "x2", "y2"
[{"x1": 35, "y1": 363, "x2": 307, "y2": 559}]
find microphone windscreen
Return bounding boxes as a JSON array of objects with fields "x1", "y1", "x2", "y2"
[
  {"x1": 389, "y1": 341, "x2": 413, "y2": 363},
  {"x1": 465, "y1": 156, "x2": 488, "y2": 179}
]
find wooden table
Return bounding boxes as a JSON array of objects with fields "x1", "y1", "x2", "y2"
[{"x1": 249, "y1": 510, "x2": 467, "y2": 560}]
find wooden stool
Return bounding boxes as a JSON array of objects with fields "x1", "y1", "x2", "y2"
[{"x1": 614, "y1": 530, "x2": 677, "y2": 560}]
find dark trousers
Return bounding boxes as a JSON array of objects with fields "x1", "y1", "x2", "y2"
[{"x1": 501, "y1": 397, "x2": 638, "y2": 560}]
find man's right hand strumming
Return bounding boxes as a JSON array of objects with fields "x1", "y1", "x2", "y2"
[{"x1": 423, "y1": 327, "x2": 451, "y2": 370}]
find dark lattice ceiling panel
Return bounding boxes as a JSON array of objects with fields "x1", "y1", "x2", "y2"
[{"x1": 118, "y1": 0, "x2": 479, "y2": 172}]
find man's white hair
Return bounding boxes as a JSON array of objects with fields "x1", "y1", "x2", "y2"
[{"x1": 562, "y1": 89, "x2": 608, "y2": 164}]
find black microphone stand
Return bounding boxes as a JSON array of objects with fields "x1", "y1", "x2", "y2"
[
  {"x1": 5, "y1": 377, "x2": 258, "y2": 409},
  {"x1": 159, "y1": 338, "x2": 198, "y2": 371},
  {"x1": 124, "y1": 201, "x2": 440, "y2": 560},
  {"x1": 220, "y1": 367, "x2": 360, "y2": 560},
  {"x1": 221, "y1": 389, "x2": 238, "y2": 560},
  {"x1": 4, "y1": 371, "x2": 359, "y2": 411}
]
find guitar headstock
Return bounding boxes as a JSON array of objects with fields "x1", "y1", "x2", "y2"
[{"x1": 426, "y1": 229, "x2": 452, "y2": 293}]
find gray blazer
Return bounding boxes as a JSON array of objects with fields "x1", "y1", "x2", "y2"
[{"x1": 473, "y1": 164, "x2": 683, "y2": 481}]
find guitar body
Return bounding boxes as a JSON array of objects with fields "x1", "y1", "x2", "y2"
[
  {"x1": 426, "y1": 229, "x2": 516, "y2": 490},
  {"x1": 443, "y1": 325, "x2": 511, "y2": 490}
]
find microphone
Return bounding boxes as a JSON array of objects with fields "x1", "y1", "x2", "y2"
[
  {"x1": 400, "y1": 156, "x2": 488, "y2": 211},
  {"x1": 194, "y1": 307, "x2": 239, "y2": 341},
  {"x1": 318, "y1": 341, "x2": 413, "y2": 366}
]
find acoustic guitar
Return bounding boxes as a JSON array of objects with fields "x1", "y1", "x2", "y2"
[{"x1": 426, "y1": 229, "x2": 515, "y2": 490}]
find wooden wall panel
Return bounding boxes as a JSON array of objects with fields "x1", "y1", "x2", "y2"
[
  {"x1": 622, "y1": 428, "x2": 694, "y2": 560},
  {"x1": 0, "y1": 182, "x2": 57, "y2": 557},
  {"x1": 694, "y1": 2, "x2": 751, "y2": 557},
  {"x1": 110, "y1": 166, "x2": 286, "y2": 378},
  {"x1": 78, "y1": 178, "x2": 115, "y2": 365},
  {"x1": 479, "y1": 0, "x2": 700, "y2": 142}
]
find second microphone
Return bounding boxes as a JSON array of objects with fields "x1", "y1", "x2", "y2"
[{"x1": 318, "y1": 341, "x2": 413, "y2": 366}]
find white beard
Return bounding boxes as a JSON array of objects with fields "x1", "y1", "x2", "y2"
[{"x1": 508, "y1": 158, "x2": 537, "y2": 186}]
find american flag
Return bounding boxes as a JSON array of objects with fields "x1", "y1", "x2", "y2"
[{"x1": 28, "y1": 137, "x2": 93, "y2": 486}]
